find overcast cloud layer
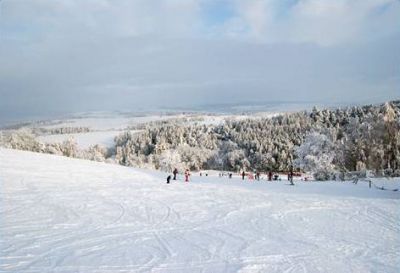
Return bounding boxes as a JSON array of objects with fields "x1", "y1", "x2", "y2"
[{"x1": 0, "y1": 0, "x2": 399, "y2": 122}]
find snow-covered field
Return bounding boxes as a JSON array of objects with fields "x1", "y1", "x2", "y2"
[
  {"x1": 36, "y1": 130, "x2": 123, "y2": 149},
  {"x1": 1, "y1": 148, "x2": 399, "y2": 273},
  {"x1": 37, "y1": 130, "x2": 141, "y2": 149},
  {"x1": 28, "y1": 113, "x2": 238, "y2": 132},
  {"x1": 28, "y1": 113, "x2": 248, "y2": 148},
  {"x1": 32, "y1": 114, "x2": 187, "y2": 131},
  {"x1": 27, "y1": 112, "x2": 279, "y2": 149},
  {"x1": 29, "y1": 114, "x2": 186, "y2": 148}
]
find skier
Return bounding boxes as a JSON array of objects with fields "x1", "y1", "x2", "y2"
[
  {"x1": 256, "y1": 171, "x2": 260, "y2": 181},
  {"x1": 289, "y1": 165, "x2": 294, "y2": 185},
  {"x1": 184, "y1": 169, "x2": 190, "y2": 182},
  {"x1": 268, "y1": 171, "x2": 272, "y2": 181},
  {"x1": 166, "y1": 175, "x2": 171, "y2": 184},
  {"x1": 229, "y1": 173, "x2": 232, "y2": 179},
  {"x1": 173, "y1": 168, "x2": 178, "y2": 180},
  {"x1": 241, "y1": 171, "x2": 246, "y2": 180}
]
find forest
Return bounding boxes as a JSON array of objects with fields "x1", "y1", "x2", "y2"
[
  {"x1": 113, "y1": 101, "x2": 400, "y2": 179},
  {"x1": 1, "y1": 101, "x2": 399, "y2": 180}
]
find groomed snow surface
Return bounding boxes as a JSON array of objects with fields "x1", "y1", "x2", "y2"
[{"x1": 0, "y1": 149, "x2": 399, "y2": 273}]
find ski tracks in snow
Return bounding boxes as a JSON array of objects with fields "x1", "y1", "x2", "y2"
[{"x1": 1, "y1": 149, "x2": 399, "y2": 273}]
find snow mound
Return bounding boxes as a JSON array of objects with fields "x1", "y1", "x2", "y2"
[{"x1": 0, "y1": 148, "x2": 399, "y2": 273}]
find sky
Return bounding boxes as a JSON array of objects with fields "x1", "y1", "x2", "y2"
[{"x1": 0, "y1": 0, "x2": 399, "y2": 123}]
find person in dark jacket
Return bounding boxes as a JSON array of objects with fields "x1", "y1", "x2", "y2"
[
  {"x1": 241, "y1": 171, "x2": 246, "y2": 180},
  {"x1": 167, "y1": 175, "x2": 171, "y2": 184},
  {"x1": 268, "y1": 171, "x2": 273, "y2": 181},
  {"x1": 173, "y1": 168, "x2": 178, "y2": 180},
  {"x1": 289, "y1": 165, "x2": 294, "y2": 185}
]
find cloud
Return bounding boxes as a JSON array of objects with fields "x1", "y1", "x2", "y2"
[
  {"x1": 0, "y1": 0, "x2": 399, "y2": 122},
  {"x1": 224, "y1": 0, "x2": 400, "y2": 45},
  {"x1": 1, "y1": 0, "x2": 204, "y2": 42},
  {"x1": 2, "y1": 0, "x2": 399, "y2": 44}
]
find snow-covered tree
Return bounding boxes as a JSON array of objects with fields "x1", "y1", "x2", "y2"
[
  {"x1": 158, "y1": 149, "x2": 185, "y2": 172},
  {"x1": 60, "y1": 138, "x2": 78, "y2": 158},
  {"x1": 81, "y1": 144, "x2": 108, "y2": 162},
  {"x1": 294, "y1": 131, "x2": 336, "y2": 180},
  {"x1": 0, "y1": 129, "x2": 44, "y2": 152},
  {"x1": 111, "y1": 101, "x2": 399, "y2": 174},
  {"x1": 2, "y1": 100, "x2": 391, "y2": 175}
]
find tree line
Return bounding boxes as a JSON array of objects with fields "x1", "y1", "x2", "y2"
[
  {"x1": 1, "y1": 101, "x2": 399, "y2": 180},
  {"x1": 114, "y1": 101, "x2": 400, "y2": 179}
]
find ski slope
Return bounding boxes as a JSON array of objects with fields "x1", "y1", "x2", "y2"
[{"x1": 0, "y1": 148, "x2": 399, "y2": 273}]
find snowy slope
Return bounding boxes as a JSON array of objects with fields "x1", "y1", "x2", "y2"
[{"x1": 0, "y1": 148, "x2": 399, "y2": 273}]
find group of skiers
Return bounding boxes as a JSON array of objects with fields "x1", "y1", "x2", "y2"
[
  {"x1": 167, "y1": 167, "x2": 295, "y2": 184},
  {"x1": 167, "y1": 168, "x2": 191, "y2": 183},
  {"x1": 237, "y1": 170, "x2": 279, "y2": 181}
]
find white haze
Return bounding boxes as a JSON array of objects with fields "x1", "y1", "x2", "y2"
[{"x1": 0, "y1": 0, "x2": 399, "y2": 123}]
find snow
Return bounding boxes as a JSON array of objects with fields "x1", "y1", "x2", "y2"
[
  {"x1": 31, "y1": 113, "x2": 193, "y2": 149},
  {"x1": 35, "y1": 115, "x2": 185, "y2": 131},
  {"x1": 1, "y1": 148, "x2": 399, "y2": 273},
  {"x1": 192, "y1": 114, "x2": 277, "y2": 126},
  {"x1": 15, "y1": 112, "x2": 283, "y2": 150},
  {"x1": 37, "y1": 130, "x2": 138, "y2": 149},
  {"x1": 27, "y1": 112, "x2": 279, "y2": 133},
  {"x1": 31, "y1": 114, "x2": 237, "y2": 149}
]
